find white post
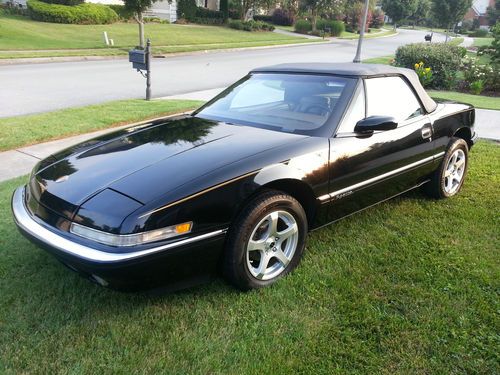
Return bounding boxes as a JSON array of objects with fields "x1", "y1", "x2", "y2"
[{"x1": 103, "y1": 31, "x2": 110, "y2": 46}]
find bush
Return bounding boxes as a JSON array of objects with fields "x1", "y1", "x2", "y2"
[
  {"x1": 228, "y1": 19, "x2": 274, "y2": 31},
  {"x1": 177, "y1": 0, "x2": 197, "y2": 20},
  {"x1": 27, "y1": 0, "x2": 118, "y2": 24},
  {"x1": 394, "y1": 43, "x2": 466, "y2": 89},
  {"x1": 39, "y1": 0, "x2": 83, "y2": 5},
  {"x1": 191, "y1": 17, "x2": 224, "y2": 25},
  {"x1": 272, "y1": 8, "x2": 295, "y2": 26},
  {"x1": 108, "y1": 4, "x2": 134, "y2": 20},
  {"x1": 195, "y1": 6, "x2": 224, "y2": 19},
  {"x1": 370, "y1": 8, "x2": 385, "y2": 29},
  {"x1": 294, "y1": 19, "x2": 312, "y2": 34},
  {"x1": 469, "y1": 29, "x2": 489, "y2": 37},
  {"x1": 316, "y1": 19, "x2": 345, "y2": 36},
  {"x1": 254, "y1": 14, "x2": 272, "y2": 23},
  {"x1": 462, "y1": 55, "x2": 499, "y2": 93}
]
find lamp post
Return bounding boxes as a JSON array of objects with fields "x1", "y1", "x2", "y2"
[{"x1": 353, "y1": 0, "x2": 370, "y2": 63}]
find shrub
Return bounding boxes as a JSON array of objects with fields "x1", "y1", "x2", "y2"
[
  {"x1": 191, "y1": 17, "x2": 224, "y2": 25},
  {"x1": 394, "y1": 43, "x2": 465, "y2": 89},
  {"x1": 254, "y1": 14, "x2": 272, "y2": 23},
  {"x1": 272, "y1": 8, "x2": 295, "y2": 26},
  {"x1": 108, "y1": 4, "x2": 134, "y2": 20},
  {"x1": 414, "y1": 61, "x2": 433, "y2": 87},
  {"x1": 39, "y1": 0, "x2": 83, "y2": 5},
  {"x1": 370, "y1": 8, "x2": 385, "y2": 29},
  {"x1": 195, "y1": 6, "x2": 224, "y2": 19},
  {"x1": 469, "y1": 29, "x2": 489, "y2": 37},
  {"x1": 462, "y1": 55, "x2": 499, "y2": 93},
  {"x1": 27, "y1": 0, "x2": 118, "y2": 24},
  {"x1": 469, "y1": 80, "x2": 484, "y2": 95},
  {"x1": 228, "y1": 19, "x2": 274, "y2": 31},
  {"x1": 177, "y1": 0, "x2": 197, "y2": 20},
  {"x1": 316, "y1": 19, "x2": 344, "y2": 36},
  {"x1": 294, "y1": 19, "x2": 312, "y2": 34}
]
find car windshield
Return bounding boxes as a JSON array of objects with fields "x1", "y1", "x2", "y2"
[{"x1": 194, "y1": 73, "x2": 355, "y2": 135}]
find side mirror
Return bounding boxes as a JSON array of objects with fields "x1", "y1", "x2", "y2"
[{"x1": 354, "y1": 116, "x2": 398, "y2": 134}]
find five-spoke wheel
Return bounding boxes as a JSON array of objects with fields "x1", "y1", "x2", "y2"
[{"x1": 224, "y1": 191, "x2": 307, "y2": 290}]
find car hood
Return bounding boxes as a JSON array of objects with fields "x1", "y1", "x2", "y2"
[{"x1": 30, "y1": 116, "x2": 307, "y2": 219}]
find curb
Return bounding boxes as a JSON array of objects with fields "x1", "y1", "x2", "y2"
[{"x1": 0, "y1": 40, "x2": 329, "y2": 66}]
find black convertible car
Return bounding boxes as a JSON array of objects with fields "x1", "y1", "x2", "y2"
[{"x1": 12, "y1": 63, "x2": 476, "y2": 291}]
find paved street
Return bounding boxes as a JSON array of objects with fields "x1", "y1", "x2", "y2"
[{"x1": 0, "y1": 29, "x2": 448, "y2": 118}]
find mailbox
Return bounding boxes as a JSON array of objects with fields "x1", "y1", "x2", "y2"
[{"x1": 129, "y1": 49, "x2": 147, "y2": 70}]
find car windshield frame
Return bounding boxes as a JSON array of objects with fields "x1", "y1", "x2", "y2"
[{"x1": 193, "y1": 72, "x2": 358, "y2": 137}]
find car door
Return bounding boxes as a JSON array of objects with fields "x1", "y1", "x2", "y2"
[{"x1": 324, "y1": 76, "x2": 438, "y2": 221}]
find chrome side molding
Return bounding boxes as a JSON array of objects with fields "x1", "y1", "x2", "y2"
[{"x1": 319, "y1": 152, "x2": 445, "y2": 202}]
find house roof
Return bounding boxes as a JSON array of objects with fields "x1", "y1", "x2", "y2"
[
  {"x1": 472, "y1": 0, "x2": 492, "y2": 15},
  {"x1": 251, "y1": 63, "x2": 438, "y2": 113}
]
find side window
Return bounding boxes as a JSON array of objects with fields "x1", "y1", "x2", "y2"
[
  {"x1": 365, "y1": 77, "x2": 423, "y2": 122},
  {"x1": 336, "y1": 82, "x2": 365, "y2": 134}
]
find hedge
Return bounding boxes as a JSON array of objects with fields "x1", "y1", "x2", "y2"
[
  {"x1": 39, "y1": 0, "x2": 83, "y2": 5},
  {"x1": 271, "y1": 8, "x2": 295, "y2": 26},
  {"x1": 295, "y1": 19, "x2": 312, "y2": 34},
  {"x1": 394, "y1": 43, "x2": 466, "y2": 89},
  {"x1": 316, "y1": 19, "x2": 345, "y2": 37},
  {"x1": 228, "y1": 19, "x2": 275, "y2": 32},
  {"x1": 108, "y1": 4, "x2": 134, "y2": 21},
  {"x1": 27, "y1": 0, "x2": 118, "y2": 24}
]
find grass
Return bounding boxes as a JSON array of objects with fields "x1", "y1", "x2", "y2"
[
  {"x1": 428, "y1": 91, "x2": 500, "y2": 110},
  {"x1": 339, "y1": 27, "x2": 397, "y2": 39},
  {"x1": 449, "y1": 37, "x2": 464, "y2": 46},
  {"x1": 362, "y1": 55, "x2": 499, "y2": 110},
  {"x1": 0, "y1": 13, "x2": 316, "y2": 59},
  {"x1": 0, "y1": 99, "x2": 203, "y2": 151},
  {"x1": 473, "y1": 38, "x2": 494, "y2": 48},
  {"x1": 0, "y1": 140, "x2": 498, "y2": 373}
]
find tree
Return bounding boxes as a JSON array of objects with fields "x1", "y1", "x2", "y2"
[
  {"x1": 487, "y1": 0, "x2": 499, "y2": 26},
  {"x1": 124, "y1": 0, "x2": 163, "y2": 47},
  {"x1": 381, "y1": 0, "x2": 418, "y2": 28},
  {"x1": 431, "y1": 0, "x2": 472, "y2": 31},
  {"x1": 408, "y1": 0, "x2": 431, "y2": 27},
  {"x1": 301, "y1": 0, "x2": 344, "y2": 31}
]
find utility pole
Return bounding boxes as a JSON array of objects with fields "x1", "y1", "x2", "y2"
[
  {"x1": 353, "y1": 0, "x2": 370, "y2": 63},
  {"x1": 146, "y1": 39, "x2": 151, "y2": 100}
]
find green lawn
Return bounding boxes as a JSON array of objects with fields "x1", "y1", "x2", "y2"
[
  {"x1": 473, "y1": 37, "x2": 494, "y2": 48},
  {"x1": 0, "y1": 140, "x2": 498, "y2": 373},
  {"x1": 428, "y1": 91, "x2": 500, "y2": 110},
  {"x1": 340, "y1": 27, "x2": 397, "y2": 39},
  {"x1": 0, "y1": 13, "x2": 315, "y2": 58},
  {"x1": 0, "y1": 99, "x2": 203, "y2": 151}
]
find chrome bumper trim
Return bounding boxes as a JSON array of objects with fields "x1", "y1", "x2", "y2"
[
  {"x1": 319, "y1": 152, "x2": 444, "y2": 202},
  {"x1": 12, "y1": 187, "x2": 227, "y2": 264}
]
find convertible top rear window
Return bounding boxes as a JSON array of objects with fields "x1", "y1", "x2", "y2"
[{"x1": 195, "y1": 73, "x2": 355, "y2": 136}]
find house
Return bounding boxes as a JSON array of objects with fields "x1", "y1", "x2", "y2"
[
  {"x1": 88, "y1": 0, "x2": 219, "y2": 23},
  {"x1": 463, "y1": 0, "x2": 495, "y2": 28}
]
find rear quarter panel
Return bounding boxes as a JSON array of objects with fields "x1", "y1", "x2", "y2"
[{"x1": 431, "y1": 102, "x2": 475, "y2": 152}]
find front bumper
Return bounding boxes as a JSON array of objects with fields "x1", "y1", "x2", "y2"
[{"x1": 12, "y1": 186, "x2": 227, "y2": 291}]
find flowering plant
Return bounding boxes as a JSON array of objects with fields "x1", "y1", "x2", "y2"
[
  {"x1": 414, "y1": 61, "x2": 433, "y2": 87},
  {"x1": 461, "y1": 55, "x2": 498, "y2": 93}
]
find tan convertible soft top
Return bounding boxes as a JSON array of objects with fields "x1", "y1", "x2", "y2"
[{"x1": 251, "y1": 63, "x2": 438, "y2": 114}]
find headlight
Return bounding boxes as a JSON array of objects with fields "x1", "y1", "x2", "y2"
[{"x1": 70, "y1": 222, "x2": 192, "y2": 247}]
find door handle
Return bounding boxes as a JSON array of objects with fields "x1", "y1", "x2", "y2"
[{"x1": 421, "y1": 126, "x2": 432, "y2": 140}]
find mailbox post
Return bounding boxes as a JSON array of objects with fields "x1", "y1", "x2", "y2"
[{"x1": 129, "y1": 39, "x2": 152, "y2": 100}]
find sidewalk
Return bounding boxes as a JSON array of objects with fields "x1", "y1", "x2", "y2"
[{"x1": 1, "y1": 89, "x2": 498, "y2": 183}]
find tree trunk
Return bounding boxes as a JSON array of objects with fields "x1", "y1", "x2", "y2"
[
  {"x1": 135, "y1": 12, "x2": 145, "y2": 48},
  {"x1": 311, "y1": 8, "x2": 317, "y2": 32}
]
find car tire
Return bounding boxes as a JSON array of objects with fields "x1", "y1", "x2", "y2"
[
  {"x1": 423, "y1": 137, "x2": 469, "y2": 199},
  {"x1": 223, "y1": 190, "x2": 308, "y2": 291}
]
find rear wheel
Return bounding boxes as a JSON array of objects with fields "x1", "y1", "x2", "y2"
[
  {"x1": 224, "y1": 191, "x2": 307, "y2": 290},
  {"x1": 423, "y1": 138, "x2": 469, "y2": 199}
]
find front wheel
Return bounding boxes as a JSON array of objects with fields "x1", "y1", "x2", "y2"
[
  {"x1": 224, "y1": 191, "x2": 308, "y2": 291},
  {"x1": 423, "y1": 137, "x2": 469, "y2": 199}
]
